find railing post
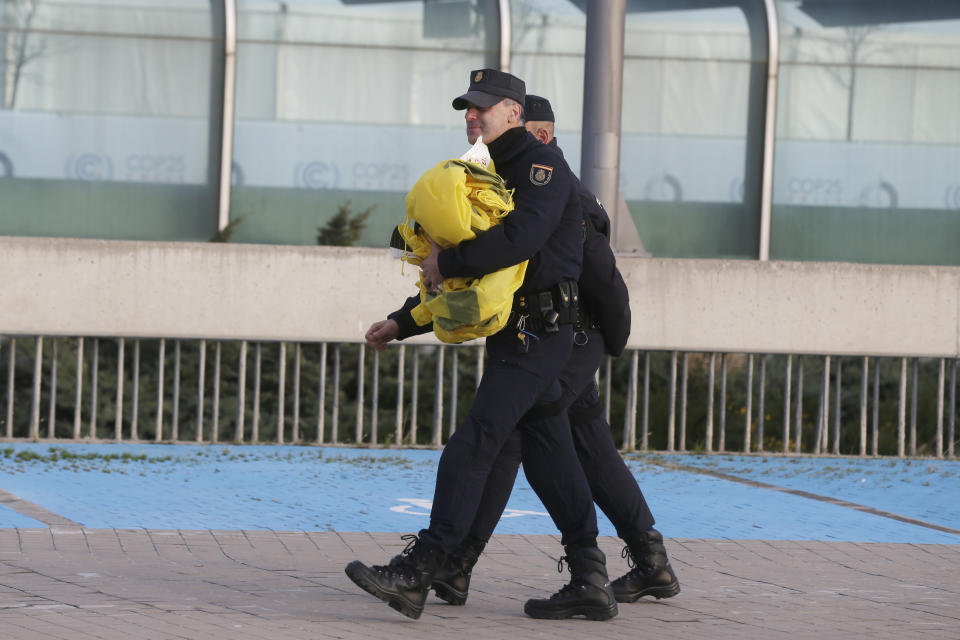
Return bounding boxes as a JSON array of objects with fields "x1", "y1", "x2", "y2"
[
  {"x1": 292, "y1": 343, "x2": 301, "y2": 444},
  {"x1": 317, "y1": 342, "x2": 327, "y2": 445},
  {"x1": 667, "y1": 351, "x2": 677, "y2": 452},
  {"x1": 197, "y1": 340, "x2": 205, "y2": 442},
  {"x1": 706, "y1": 352, "x2": 716, "y2": 453},
  {"x1": 115, "y1": 338, "x2": 124, "y2": 441},
  {"x1": 394, "y1": 344, "x2": 404, "y2": 446},
  {"x1": 29, "y1": 337, "x2": 42, "y2": 440},
  {"x1": 432, "y1": 346, "x2": 444, "y2": 447},
  {"x1": 782, "y1": 353, "x2": 791, "y2": 453},
  {"x1": 744, "y1": 353, "x2": 754, "y2": 453},
  {"x1": 48, "y1": 339, "x2": 58, "y2": 439},
  {"x1": 679, "y1": 352, "x2": 688, "y2": 452},
  {"x1": 236, "y1": 340, "x2": 247, "y2": 443}
]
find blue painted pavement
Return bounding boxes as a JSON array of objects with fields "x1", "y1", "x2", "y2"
[{"x1": 1, "y1": 443, "x2": 958, "y2": 544}]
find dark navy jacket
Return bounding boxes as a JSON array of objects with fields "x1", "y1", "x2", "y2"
[
  {"x1": 571, "y1": 163, "x2": 631, "y2": 358},
  {"x1": 545, "y1": 139, "x2": 631, "y2": 357},
  {"x1": 391, "y1": 126, "x2": 583, "y2": 339}
]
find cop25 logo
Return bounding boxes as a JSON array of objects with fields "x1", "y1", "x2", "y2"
[
  {"x1": 390, "y1": 498, "x2": 547, "y2": 518},
  {"x1": 642, "y1": 172, "x2": 683, "y2": 201},
  {"x1": 945, "y1": 184, "x2": 960, "y2": 210},
  {"x1": 858, "y1": 178, "x2": 898, "y2": 209},
  {"x1": 65, "y1": 153, "x2": 114, "y2": 181},
  {"x1": 0, "y1": 151, "x2": 12, "y2": 178},
  {"x1": 294, "y1": 161, "x2": 339, "y2": 189}
]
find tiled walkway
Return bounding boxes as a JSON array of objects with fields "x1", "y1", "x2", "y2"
[
  {"x1": 2, "y1": 443, "x2": 959, "y2": 638},
  {"x1": 1, "y1": 528, "x2": 958, "y2": 639}
]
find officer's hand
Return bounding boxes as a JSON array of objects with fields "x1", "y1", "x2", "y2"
[
  {"x1": 365, "y1": 319, "x2": 400, "y2": 351},
  {"x1": 421, "y1": 240, "x2": 443, "y2": 292}
]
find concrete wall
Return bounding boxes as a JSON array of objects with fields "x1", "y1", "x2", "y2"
[{"x1": 1, "y1": 236, "x2": 958, "y2": 358}]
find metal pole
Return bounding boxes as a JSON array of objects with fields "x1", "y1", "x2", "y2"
[
  {"x1": 253, "y1": 342, "x2": 262, "y2": 444},
  {"x1": 236, "y1": 340, "x2": 247, "y2": 442},
  {"x1": 581, "y1": 0, "x2": 626, "y2": 249},
  {"x1": 624, "y1": 350, "x2": 638, "y2": 451},
  {"x1": 745, "y1": 354, "x2": 754, "y2": 453},
  {"x1": 719, "y1": 353, "x2": 727, "y2": 452},
  {"x1": 395, "y1": 344, "x2": 404, "y2": 446},
  {"x1": 794, "y1": 356, "x2": 804, "y2": 453},
  {"x1": 277, "y1": 342, "x2": 286, "y2": 444},
  {"x1": 216, "y1": 0, "x2": 237, "y2": 232},
  {"x1": 833, "y1": 357, "x2": 842, "y2": 454},
  {"x1": 872, "y1": 360, "x2": 880, "y2": 455},
  {"x1": 860, "y1": 356, "x2": 868, "y2": 457},
  {"x1": 448, "y1": 347, "x2": 458, "y2": 439},
  {"x1": 212, "y1": 341, "x2": 222, "y2": 443},
  {"x1": 73, "y1": 337, "x2": 82, "y2": 440},
  {"x1": 949, "y1": 359, "x2": 957, "y2": 458},
  {"x1": 909, "y1": 358, "x2": 918, "y2": 456},
  {"x1": 433, "y1": 346, "x2": 444, "y2": 447},
  {"x1": 332, "y1": 344, "x2": 341, "y2": 444},
  {"x1": 758, "y1": 0, "x2": 780, "y2": 260},
  {"x1": 410, "y1": 347, "x2": 419, "y2": 445},
  {"x1": 3, "y1": 338, "x2": 12, "y2": 438},
  {"x1": 155, "y1": 338, "x2": 164, "y2": 442},
  {"x1": 172, "y1": 340, "x2": 181, "y2": 441},
  {"x1": 29, "y1": 337, "x2": 42, "y2": 440},
  {"x1": 679, "y1": 353, "x2": 688, "y2": 452},
  {"x1": 317, "y1": 342, "x2": 327, "y2": 444},
  {"x1": 782, "y1": 354, "x2": 791, "y2": 453},
  {"x1": 898, "y1": 357, "x2": 907, "y2": 457},
  {"x1": 292, "y1": 343, "x2": 301, "y2": 443},
  {"x1": 89, "y1": 338, "x2": 99, "y2": 440},
  {"x1": 48, "y1": 339, "x2": 58, "y2": 438},
  {"x1": 604, "y1": 355, "x2": 612, "y2": 425},
  {"x1": 641, "y1": 352, "x2": 650, "y2": 452},
  {"x1": 131, "y1": 340, "x2": 139, "y2": 440},
  {"x1": 197, "y1": 340, "x2": 205, "y2": 442},
  {"x1": 936, "y1": 358, "x2": 944, "y2": 458},
  {"x1": 814, "y1": 355, "x2": 829, "y2": 455},
  {"x1": 355, "y1": 343, "x2": 364, "y2": 444},
  {"x1": 372, "y1": 347, "x2": 380, "y2": 445},
  {"x1": 497, "y1": 0, "x2": 511, "y2": 71},
  {"x1": 706, "y1": 352, "x2": 716, "y2": 453},
  {"x1": 115, "y1": 338, "x2": 124, "y2": 441},
  {"x1": 757, "y1": 355, "x2": 766, "y2": 452},
  {"x1": 667, "y1": 351, "x2": 677, "y2": 452}
]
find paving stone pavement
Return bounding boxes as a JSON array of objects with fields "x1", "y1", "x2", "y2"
[{"x1": 1, "y1": 528, "x2": 958, "y2": 639}]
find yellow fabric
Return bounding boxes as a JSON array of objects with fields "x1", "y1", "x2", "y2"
[{"x1": 398, "y1": 159, "x2": 527, "y2": 344}]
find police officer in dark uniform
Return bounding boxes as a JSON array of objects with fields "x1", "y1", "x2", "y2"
[
  {"x1": 346, "y1": 70, "x2": 617, "y2": 622},
  {"x1": 429, "y1": 95, "x2": 680, "y2": 609}
]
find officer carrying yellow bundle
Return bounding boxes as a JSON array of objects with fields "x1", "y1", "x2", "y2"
[{"x1": 394, "y1": 138, "x2": 527, "y2": 343}]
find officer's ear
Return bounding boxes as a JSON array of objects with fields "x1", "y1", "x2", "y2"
[{"x1": 532, "y1": 126, "x2": 551, "y2": 145}]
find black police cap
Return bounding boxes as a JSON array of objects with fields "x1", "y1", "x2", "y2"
[
  {"x1": 452, "y1": 69, "x2": 526, "y2": 110},
  {"x1": 524, "y1": 94, "x2": 554, "y2": 122}
]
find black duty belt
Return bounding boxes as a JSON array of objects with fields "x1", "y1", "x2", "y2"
[{"x1": 509, "y1": 280, "x2": 586, "y2": 351}]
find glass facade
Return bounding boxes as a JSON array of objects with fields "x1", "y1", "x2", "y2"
[
  {"x1": 1, "y1": 0, "x2": 958, "y2": 265},
  {"x1": 228, "y1": 0, "x2": 500, "y2": 246},
  {"x1": 0, "y1": 0, "x2": 221, "y2": 241},
  {"x1": 771, "y1": 1, "x2": 960, "y2": 265},
  {"x1": 620, "y1": 3, "x2": 763, "y2": 259}
]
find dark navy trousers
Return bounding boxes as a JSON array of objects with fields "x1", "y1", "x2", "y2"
[
  {"x1": 420, "y1": 325, "x2": 599, "y2": 554},
  {"x1": 467, "y1": 328, "x2": 656, "y2": 543}
]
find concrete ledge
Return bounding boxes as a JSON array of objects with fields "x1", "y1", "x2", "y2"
[{"x1": 1, "y1": 236, "x2": 958, "y2": 357}]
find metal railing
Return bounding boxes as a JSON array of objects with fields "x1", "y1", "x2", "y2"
[{"x1": 1, "y1": 334, "x2": 956, "y2": 459}]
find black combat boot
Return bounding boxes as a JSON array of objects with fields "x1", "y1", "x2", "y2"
[
  {"x1": 431, "y1": 536, "x2": 486, "y2": 605},
  {"x1": 344, "y1": 534, "x2": 445, "y2": 620},
  {"x1": 611, "y1": 528, "x2": 681, "y2": 603},
  {"x1": 523, "y1": 545, "x2": 618, "y2": 620}
]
